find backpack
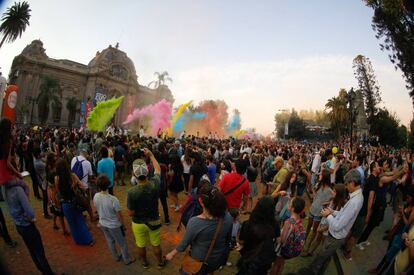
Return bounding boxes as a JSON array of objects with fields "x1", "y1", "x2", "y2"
[
  {"x1": 275, "y1": 195, "x2": 291, "y2": 222},
  {"x1": 177, "y1": 193, "x2": 202, "y2": 231},
  {"x1": 72, "y1": 157, "x2": 85, "y2": 180},
  {"x1": 280, "y1": 218, "x2": 306, "y2": 258}
]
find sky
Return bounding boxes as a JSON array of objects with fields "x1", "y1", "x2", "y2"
[{"x1": 0, "y1": 0, "x2": 411, "y2": 134}]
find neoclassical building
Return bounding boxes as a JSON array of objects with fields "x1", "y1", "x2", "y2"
[{"x1": 9, "y1": 40, "x2": 174, "y2": 127}]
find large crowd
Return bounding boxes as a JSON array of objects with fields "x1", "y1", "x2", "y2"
[{"x1": 1, "y1": 117, "x2": 414, "y2": 275}]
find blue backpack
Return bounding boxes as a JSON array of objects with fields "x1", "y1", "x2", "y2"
[
  {"x1": 177, "y1": 193, "x2": 202, "y2": 231},
  {"x1": 72, "y1": 157, "x2": 85, "y2": 180}
]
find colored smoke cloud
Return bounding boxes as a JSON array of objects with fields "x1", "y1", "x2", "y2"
[{"x1": 123, "y1": 99, "x2": 172, "y2": 136}]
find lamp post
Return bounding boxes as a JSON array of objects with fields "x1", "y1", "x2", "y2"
[{"x1": 346, "y1": 88, "x2": 357, "y2": 150}]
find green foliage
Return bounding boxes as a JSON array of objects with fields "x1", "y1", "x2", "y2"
[
  {"x1": 370, "y1": 108, "x2": 406, "y2": 147},
  {"x1": 353, "y1": 55, "x2": 381, "y2": 127},
  {"x1": 36, "y1": 76, "x2": 60, "y2": 125},
  {"x1": 0, "y1": 1, "x2": 31, "y2": 48},
  {"x1": 408, "y1": 118, "x2": 414, "y2": 150},
  {"x1": 288, "y1": 109, "x2": 306, "y2": 139},
  {"x1": 364, "y1": 0, "x2": 414, "y2": 104},
  {"x1": 66, "y1": 97, "x2": 80, "y2": 128},
  {"x1": 274, "y1": 109, "x2": 307, "y2": 140},
  {"x1": 325, "y1": 89, "x2": 350, "y2": 137}
]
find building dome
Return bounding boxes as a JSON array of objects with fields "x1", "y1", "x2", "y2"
[{"x1": 88, "y1": 44, "x2": 138, "y2": 84}]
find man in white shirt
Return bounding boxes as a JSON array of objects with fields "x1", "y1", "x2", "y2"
[
  {"x1": 139, "y1": 125, "x2": 145, "y2": 138},
  {"x1": 71, "y1": 149, "x2": 96, "y2": 222},
  {"x1": 310, "y1": 149, "x2": 321, "y2": 188},
  {"x1": 310, "y1": 169, "x2": 363, "y2": 274},
  {"x1": 325, "y1": 149, "x2": 337, "y2": 184}
]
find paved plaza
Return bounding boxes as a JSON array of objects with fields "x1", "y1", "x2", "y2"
[{"x1": 0, "y1": 176, "x2": 390, "y2": 275}]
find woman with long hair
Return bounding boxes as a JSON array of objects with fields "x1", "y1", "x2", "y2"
[
  {"x1": 302, "y1": 169, "x2": 333, "y2": 256},
  {"x1": 46, "y1": 153, "x2": 69, "y2": 235},
  {"x1": 168, "y1": 155, "x2": 184, "y2": 211},
  {"x1": 303, "y1": 184, "x2": 347, "y2": 257},
  {"x1": 166, "y1": 181, "x2": 232, "y2": 274},
  {"x1": 237, "y1": 196, "x2": 280, "y2": 274},
  {"x1": 55, "y1": 158, "x2": 94, "y2": 245},
  {"x1": 181, "y1": 148, "x2": 192, "y2": 193}
]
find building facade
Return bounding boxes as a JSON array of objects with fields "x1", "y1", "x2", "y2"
[{"x1": 9, "y1": 40, "x2": 174, "y2": 127}]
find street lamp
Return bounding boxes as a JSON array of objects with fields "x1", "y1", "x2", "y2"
[{"x1": 346, "y1": 88, "x2": 357, "y2": 150}]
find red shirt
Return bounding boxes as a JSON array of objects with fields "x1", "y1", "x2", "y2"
[
  {"x1": 0, "y1": 144, "x2": 15, "y2": 184},
  {"x1": 219, "y1": 172, "x2": 250, "y2": 209}
]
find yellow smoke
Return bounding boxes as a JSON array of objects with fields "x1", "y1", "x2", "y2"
[{"x1": 168, "y1": 100, "x2": 193, "y2": 137}]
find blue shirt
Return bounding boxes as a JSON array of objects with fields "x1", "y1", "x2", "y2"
[
  {"x1": 356, "y1": 165, "x2": 365, "y2": 187},
  {"x1": 208, "y1": 163, "x2": 217, "y2": 184},
  {"x1": 98, "y1": 157, "x2": 115, "y2": 188},
  {"x1": 5, "y1": 185, "x2": 35, "y2": 227}
]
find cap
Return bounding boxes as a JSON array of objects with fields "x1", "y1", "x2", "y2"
[{"x1": 133, "y1": 159, "x2": 148, "y2": 178}]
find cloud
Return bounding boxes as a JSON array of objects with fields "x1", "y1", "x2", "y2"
[{"x1": 171, "y1": 55, "x2": 411, "y2": 135}]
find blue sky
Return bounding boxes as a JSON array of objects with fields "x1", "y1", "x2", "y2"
[{"x1": 0, "y1": 0, "x2": 410, "y2": 134}]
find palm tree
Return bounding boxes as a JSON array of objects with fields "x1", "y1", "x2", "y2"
[
  {"x1": 325, "y1": 89, "x2": 349, "y2": 137},
  {"x1": 0, "y1": 1, "x2": 31, "y2": 48},
  {"x1": 36, "y1": 76, "x2": 60, "y2": 125},
  {"x1": 66, "y1": 96, "x2": 80, "y2": 128},
  {"x1": 148, "y1": 71, "x2": 172, "y2": 89}
]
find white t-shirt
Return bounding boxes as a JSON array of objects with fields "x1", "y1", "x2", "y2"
[
  {"x1": 93, "y1": 193, "x2": 122, "y2": 228},
  {"x1": 71, "y1": 155, "x2": 93, "y2": 189},
  {"x1": 327, "y1": 157, "x2": 337, "y2": 184},
  {"x1": 181, "y1": 155, "x2": 191, "y2": 174}
]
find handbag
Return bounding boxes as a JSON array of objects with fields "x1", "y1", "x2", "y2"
[
  {"x1": 71, "y1": 179, "x2": 89, "y2": 212},
  {"x1": 181, "y1": 218, "x2": 223, "y2": 274}
]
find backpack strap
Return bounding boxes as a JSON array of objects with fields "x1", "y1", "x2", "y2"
[{"x1": 223, "y1": 177, "x2": 247, "y2": 196}]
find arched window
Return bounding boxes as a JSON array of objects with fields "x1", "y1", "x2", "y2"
[{"x1": 110, "y1": 64, "x2": 128, "y2": 81}]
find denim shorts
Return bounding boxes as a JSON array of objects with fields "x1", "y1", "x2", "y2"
[{"x1": 308, "y1": 211, "x2": 322, "y2": 222}]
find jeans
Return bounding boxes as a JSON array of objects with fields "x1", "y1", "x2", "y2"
[
  {"x1": 101, "y1": 226, "x2": 132, "y2": 264},
  {"x1": 310, "y1": 234, "x2": 345, "y2": 275},
  {"x1": 16, "y1": 223, "x2": 54, "y2": 275}
]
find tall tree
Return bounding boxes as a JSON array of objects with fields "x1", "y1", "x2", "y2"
[
  {"x1": 0, "y1": 1, "x2": 31, "y2": 48},
  {"x1": 66, "y1": 97, "x2": 79, "y2": 128},
  {"x1": 364, "y1": 0, "x2": 414, "y2": 104},
  {"x1": 325, "y1": 89, "x2": 349, "y2": 137},
  {"x1": 288, "y1": 109, "x2": 307, "y2": 139},
  {"x1": 370, "y1": 108, "x2": 404, "y2": 147},
  {"x1": 148, "y1": 71, "x2": 172, "y2": 89},
  {"x1": 353, "y1": 55, "x2": 381, "y2": 126},
  {"x1": 36, "y1": 76, "x2": 60, "y2": 125}
]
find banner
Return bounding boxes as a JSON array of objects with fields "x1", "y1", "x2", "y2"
[{"x1": 1, "y1": 85, "x2": 18, "y2": 124}]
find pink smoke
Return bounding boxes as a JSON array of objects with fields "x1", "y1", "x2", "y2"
[
  {"x1": 196, "y1": 100, "x2": 229, "y2": 137},
  {"x1": 123, "y1": 99, "x2": 172, "y2": 136}
]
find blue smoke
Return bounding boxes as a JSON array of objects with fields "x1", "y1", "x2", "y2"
[
  {"x1": 193, "y1": 112, "x2": 206, "y2": 119},
  {"x1": 173, "y1": 116, "x2": 186, "y2": 132},
  {"x1": 228, "y1": 113, "x2": 241, "y2": 131}
]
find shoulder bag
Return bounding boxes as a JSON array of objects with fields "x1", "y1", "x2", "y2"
[{"x1": 181, "y1": 218, "x2": 223, "y2": 274}]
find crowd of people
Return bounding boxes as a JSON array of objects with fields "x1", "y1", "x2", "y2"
[{"x1": 1, "y1": 117, "x2": 414, "y2": 275}]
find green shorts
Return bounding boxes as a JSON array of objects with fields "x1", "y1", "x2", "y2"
[{"x1": 131, "y1": 221, "x2": 161, "y2": 248}]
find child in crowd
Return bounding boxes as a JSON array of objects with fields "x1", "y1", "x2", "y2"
[{"x1": 270, "y1": 197, "x2": 306, "y2": 275}]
